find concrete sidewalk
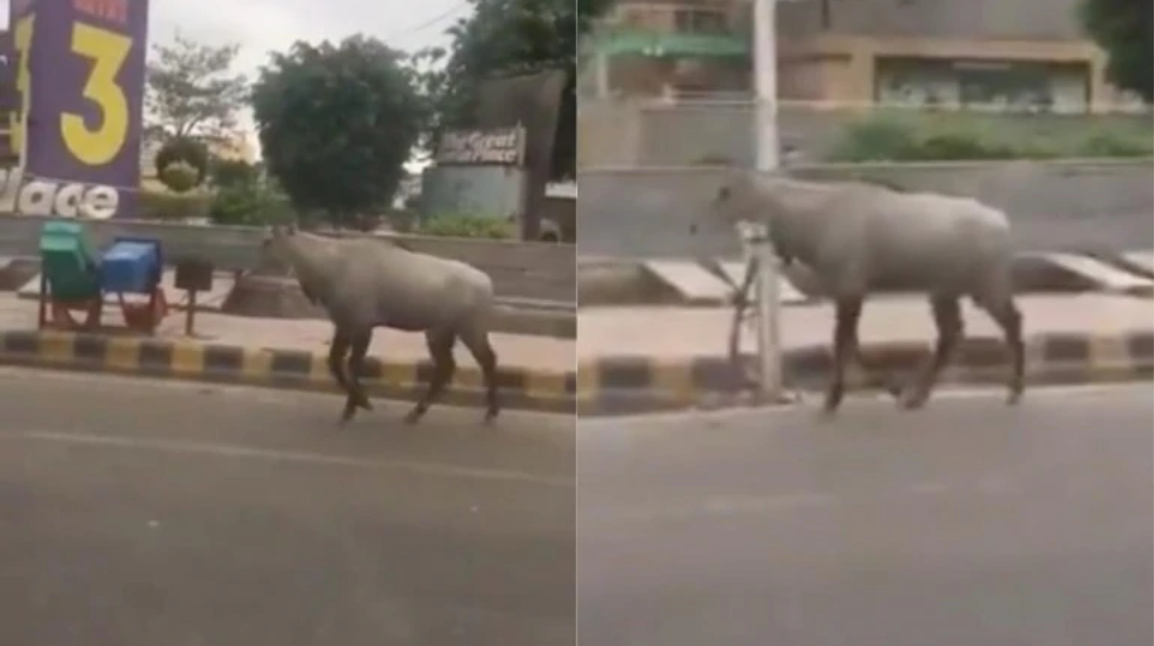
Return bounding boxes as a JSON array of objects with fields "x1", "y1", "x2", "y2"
[
  {"x1": 578, "y1": 294, "x2": 1154, "y2": 360},
  {"x1": 0, "y1": 294, "x2": 576, "y2": 414},
  {"x1": 578, "y1": 294, "x2": 1154, "y2": 415},
  {"x1": 578, "y1": 251, "x2": 1154, "y2": 307}
]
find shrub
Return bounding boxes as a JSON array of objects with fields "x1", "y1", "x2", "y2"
[
  {"x1": 1080, "y1": 131, "x2": 1154, "y2": 157},
  {"x1": 826, "y1": 110, "x2": 1154, "y2": 162},
  {"x1": 138, "y1": 190, "x2": 211, "y2": 220},
  {"x1": 158, "y1": 161, "x2": 200, "y2": 193},
  {"x1": 416, "y1": 214, "x2": 515, "y2": 239},
  {"x1": 828, "y1": 115, "x2": 920, "y2": 162},
  {"x1": 209, "y1": 183, "x2": 293, "y2": 226}
]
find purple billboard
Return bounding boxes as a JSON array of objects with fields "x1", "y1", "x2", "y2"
[{"x1": 2, "y1": 0, "x2": 149, "y2": 219}]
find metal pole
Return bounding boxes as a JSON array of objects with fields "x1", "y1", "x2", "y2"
[
  {"x1": 751, "y1": 0, "x2": 784, "y2": 399},
  {"x1": 594, "y1": 50, "x2": 610, "y2": 99},
  {"x1": 753, "y1": 0, "x2": 779, "y2": 172}
]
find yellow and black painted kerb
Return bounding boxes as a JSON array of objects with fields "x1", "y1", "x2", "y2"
[
  {"x1": 577, "y1": 331, "x2": 1154, "y2": 416},
  {"x1": 0, "y1": 330, "x2": 577, "y2": 415}
]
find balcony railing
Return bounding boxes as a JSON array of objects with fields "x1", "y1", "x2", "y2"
[
  {"x1": 590, "y1": 3, "x2": 750, "y2": 58},
  {"x1": 605, "y1": 3, "x2": 745, "y2": 37}
]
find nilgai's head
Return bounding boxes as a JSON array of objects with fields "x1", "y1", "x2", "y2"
[
  {"x1": 260, "y1": 222, "x2": 300, "y2": 267},
  {"x1": 689, "y1": 167, "x2": 757, "y2": 236}
]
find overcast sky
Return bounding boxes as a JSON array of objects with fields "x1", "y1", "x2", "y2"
[
  {"x1": 143, "y1": 0, "x2": 469, "y2": 77},
  {"x1": 3, "y1": 0, "x2": 471, "y2": 164},
  {"x1": 2, "y1": 0, "x2": 468, "y2": 72}
]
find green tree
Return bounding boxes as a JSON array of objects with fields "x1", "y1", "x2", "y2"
[
  {"x1": 209, "y1": 157, "x2": 259, "y2": 189},
  {"x1": 1079, "y1": 0, "x2": 1152, "y2": 102},
  {"x1": 146, "y1": 34, "x2": 250, "y2": 139},
  {"x1": 250, "y1": 36, "x2": 425, "y2": 229},
  {"x1": 417, "y1": 0, "x2": 610, "y2": 180}
]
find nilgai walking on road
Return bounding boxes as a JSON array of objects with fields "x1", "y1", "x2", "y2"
[
  {"x1": 696, "y1": 170, "x2": 1025, "y2": 413},
  {"x1": 262, "y1": 224, "x2": 502, "y2": 425}
]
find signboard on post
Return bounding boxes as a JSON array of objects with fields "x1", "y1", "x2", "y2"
[
  {"x1": 4, "y1": 0, "x2": 149, "y2": 220},
  {"x1": 434, "y1": 127, "x2": 526, "y2": 166},
  {"x1": 472, "y1": 70, "x2": 568, "y2": 241}
]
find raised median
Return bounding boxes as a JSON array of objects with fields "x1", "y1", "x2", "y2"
[
  {"x1": 576, "y1": 295, "x2": 1154, "y2": 416},
  {"x1": 0, "y1": 294, "x2": 575, "y2": 415}
]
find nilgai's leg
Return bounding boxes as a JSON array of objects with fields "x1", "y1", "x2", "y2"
[
  {"x1": 825, "y1": 297, "x2": 864, "y2": 413},
  {"x1": 899, "y1": 295, "x2": 963, "y2": 410},
  {"x1": 726, "y1": 256, "x2": 758, "y2": 381},
  {"x1": 462, "y1": 330, "x2": 501, "y2": 424},
  {"x1": 404, "y1": 331, "x2": 458, "y2": 425},
  {"x1": 328, "y1": 329, "x2": 353, "y2": 395},
  {"x1": 340, "y1": 330, "x2": 375, "y2": 424},
  {"x1": 981, "y1": 298, "x2": 1025, "y2": 405}
]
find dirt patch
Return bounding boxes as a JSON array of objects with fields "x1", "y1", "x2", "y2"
[
  {"x1": 0, "y1": 257, "x2": 42, "y2": 292},
  {"x1": 220, "y1": 274, "x2": 326, "y2": 320}
]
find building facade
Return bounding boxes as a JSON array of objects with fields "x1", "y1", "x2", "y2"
[{"x1": 583, "y1": 0, "x2": 1144, "y2": 112}]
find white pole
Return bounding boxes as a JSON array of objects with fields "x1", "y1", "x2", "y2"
[
  {"x1": 595, "y1": 50, "x2": 610, "y2": 99},
  {"x1": 751, "y1": 0, "x2": 784, "y2": 399},
  {"x1": 753, "y1": 0, "x2": 779, "y2": 172}
]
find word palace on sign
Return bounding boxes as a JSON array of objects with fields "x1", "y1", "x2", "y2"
[
  {"x1": 0, "y1": 168, "x2": 120, "y2": 219},
  {"x1": 434, "y1": 127, "x2": 526, "y2": 166}
]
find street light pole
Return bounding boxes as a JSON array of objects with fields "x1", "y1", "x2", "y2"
[
  {"x1": 750, "y1": 0, "x2": 784, "y2": 400},
  {"x1": 753, "y1": 0, "x2": 780, "y2": 172}
]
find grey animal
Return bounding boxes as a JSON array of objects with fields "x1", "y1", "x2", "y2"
[
  {"x1": 261, "y1": 224, "x2": 501, "y2": 425},
  {"x1": 696, "y1": 169, "x2": 1024, "y2": 413}
]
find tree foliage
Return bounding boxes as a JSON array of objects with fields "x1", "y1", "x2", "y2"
[
  {"x1": 415, "y1": 0, "x2": 610, "y2": 180},
  {"x1": 158, "y1": 162, "x2": 200, "y2": 194},
  {"x1": 209, "y1": 157, "x2": 259, "y2": 190},
  {"x1": 154, "y1": 136, "x2": 209, "y2": 179},
  {"x1": 1079, "y1": 0, "x2": 1153, "y2": 102},
  {"x1": 146, "y1": 34, "x2": 250, "y2": 139},
  {"x1": 250, "y1": 36, "x2": 425, "y2": 228}
]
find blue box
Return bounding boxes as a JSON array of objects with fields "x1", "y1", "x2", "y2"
[{"x1": 100, "y1": 239, "x2": 161, "y2": 294}]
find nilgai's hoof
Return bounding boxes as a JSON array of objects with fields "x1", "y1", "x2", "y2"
[
  {"x1": 1006, "y1": 390, "x2": 1023, "y2": 406},
  {"x1": 897, "y1": 389, "x2": 929, "y2": 411},
  {"x1": 403, "y1": 409, "x2": 424, "y2": 425},
  {"x1": 817, "y1": 402, "x2": 840, "y2": 420},
  {"x1": 820, "y1": 391, "x2": 843, "y2": 416},
  {"x1": 482, "y1": 410, "x2": 499, "y2": 425}
]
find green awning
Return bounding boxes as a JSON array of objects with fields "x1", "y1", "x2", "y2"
[{"x1": 594, "y1": 31, "x2": 749, "y2": 58}]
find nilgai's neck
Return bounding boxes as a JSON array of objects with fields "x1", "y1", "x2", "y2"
[
  {"x1": 761, "y1": 177, "x2": 831, "y2": 211},
  {"x1": 756, "y1": 177, "x2": 834, "y2": 264},
  {"x1": 285, "y1": 235, "x2": 342, "y2": 294}
]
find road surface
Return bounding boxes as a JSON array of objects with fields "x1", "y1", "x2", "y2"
[
  {"x1": 579, "y1": 385, "x2": 1154, "y2": 646},
  {"x1": 0, "y1": 368, "x2": 575, "y2": 646}
]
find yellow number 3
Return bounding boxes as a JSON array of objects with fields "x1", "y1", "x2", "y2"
[{"x1": 61, "y1": 23, "x2": 132, "y2": 166}]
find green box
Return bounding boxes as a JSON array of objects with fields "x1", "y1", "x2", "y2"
[{"x1": 38, "y1": 221, "x2": 102, "y2": 302}]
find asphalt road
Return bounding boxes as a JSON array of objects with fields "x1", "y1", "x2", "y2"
[
  {"x1": 0, "y1": 369, "x2": 575, "y2": 646},
  {"x1": 578, "y1": 384, "x2": 1154, "y2": 646}
]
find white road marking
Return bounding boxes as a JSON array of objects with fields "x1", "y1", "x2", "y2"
[
  {"x1": 581, "y1": 477, "x2": 1023, "y2": 529},
  {"x1": 583, "y1": 491, "x2": 838, "y2": 527},
  {"x1": 0, "y1": 430, "x2": 574, "y2": 489}
]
